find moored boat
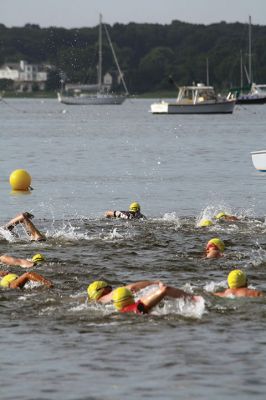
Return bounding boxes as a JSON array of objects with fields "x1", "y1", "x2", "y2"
[
  {"x1": 57, "y1": 90, "x2": 126, "y2": 105},
  {"x1": 228, "y1": 17, "x2": 266, "y2": 105},
  {"x1": 150, "y1": 83, "x2": 235, "y2": 114},
  {"x1": 251, "y1": 150, "x2": 266, "y2": 172},
  {"x1": 58, "y1": 14, "x2": 128, "y2": 106},
  {"x1": 228, "y1": 83, "x2": 266, "y2": 105}
]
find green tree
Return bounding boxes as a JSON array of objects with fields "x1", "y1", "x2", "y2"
[
  {"x1": 45, "y1": 69, "x2": 61, "y2": 91},
  {"x1": 0, "y1": 78, "x2": 14, "y2": 90},
  {"x1": 138, "y1": 47, "x2": 175, "y2": 91}
]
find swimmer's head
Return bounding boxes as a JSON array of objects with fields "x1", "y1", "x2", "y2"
[
  {"x1": 206, "y1": 238, "x2": 225, "y2": 252},
  {"x1": 129, "y1": 202, "x2": 140, "y2": 212},
  {"x1": 198, "y1": 219, "x2": 213, "y2": 227},
  {"x1": 227, "y1": 269, "x2": 247, "y2": 289},
  {"x1": 32, "y1": 253, "x2": 45, "y2": 263},
  {"x1": 112, "y1": 287, "x2": 134, "y2": 310},
  {"x1": 87, "y1": 280, "x2": 111, "y2": 300},
  {"x1": 0, "y1": 273, "x2": 18, "y2": 288},
  {"x1": 215, "y1": 212, "x2": 227, "y2": 220}
]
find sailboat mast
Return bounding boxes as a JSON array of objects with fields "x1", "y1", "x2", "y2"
[
  {"x1": 248, "y1": 15, "x2": 252, "y2": 84},
  {"x1": 240, "y1": 50, "x2": 243, "y2": 88},
  {"x1": 103, "y1": 23, "x2": 129, "y2": 95},
  {"x1": 98, "y1": 14, "x2": 102, "y2": 88},
  {"x1": 206, "y1": 57, "x2": 209, "y2": 86}
]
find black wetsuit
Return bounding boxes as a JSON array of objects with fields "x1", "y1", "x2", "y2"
[{"x1": 113, "y1": 210, "x2": 146, "y2": 220}]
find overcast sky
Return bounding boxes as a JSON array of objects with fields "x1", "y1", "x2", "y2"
[{"x1": 2, "y1": 0, "x2": 266, "y2": 28}]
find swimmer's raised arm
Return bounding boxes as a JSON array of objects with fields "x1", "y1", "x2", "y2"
[
  {"x1": 10, "y1": 271, "x2": 53, "y2": 289},
  {"x1": 3, "y1": 212, "x2": 45, "y2": 241}
]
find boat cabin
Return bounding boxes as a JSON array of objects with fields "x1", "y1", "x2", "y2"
[{"x1": 177, "y1": 84, "x2": 218, "y2": 104}]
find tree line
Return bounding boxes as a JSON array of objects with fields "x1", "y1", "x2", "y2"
[{"x1": 0, "y1": 19, "x2": 266, "y2": 93}]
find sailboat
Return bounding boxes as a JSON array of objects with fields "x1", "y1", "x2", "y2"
[
  {"x1": 57, "y1": 14, "x2": 129, "y2": 105},
  {"x1": 228, "y1": 16, "x2": 266, "y2": 105}
]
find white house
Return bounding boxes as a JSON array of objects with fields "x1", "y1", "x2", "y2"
[
  {"x1": 103, "y1": 71, "x2": 125, "y2": 90},
  {"x1": 103, "y1": 72, "x2": 112, "y2": 87},
  {"x1": 0, "y1": 60, "x2": 48, "y2": 92}
]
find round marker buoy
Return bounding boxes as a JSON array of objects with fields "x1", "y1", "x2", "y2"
[{"x1": 9, "y1": 169, "x2": 32, "y2": 191}]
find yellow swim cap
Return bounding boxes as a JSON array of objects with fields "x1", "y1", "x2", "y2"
[
  {"x1": 129, "y1": 202, "x2": 140, "y2": 212},
  {"x1": 199, "y1": 219, "x2": 213, "y2": 227},
  {"x1": 0, "y1": 273, "x2": 18, "y2": 288},
  {"x1": 87, "y1": 280, "x2": 109, "y2": 300},
  {"x1": 112, "y1": 287, "x2": 134, "y2": 310},
  {"x1": 207, "y1": 238, "x2": 225, "y2": 252},
  {"x1": 32, "y1": 253, "x2": 45, "y2": 263},
  {"x1": 228, "y1": 269, "x2": 247, "y2": 289},
  {"x1": 215, "y1": 212, "x2": 227, "y2": 220}
]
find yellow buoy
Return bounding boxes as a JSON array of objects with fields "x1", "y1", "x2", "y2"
[{"x1": 9, "y1": 169, "x2": 32, "y2": 191}]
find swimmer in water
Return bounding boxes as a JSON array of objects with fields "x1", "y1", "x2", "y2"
[
  {"x1": 87, "y1": 280, "x2": 162, "y2": 304},
  {"x1": 3, "y1": 212, "x2": 46, "y2": 241},
  {"x1": 105, "y1": 202, "x2": 146, "y2": 220},
  {"x1": 112, "y1": 281, "x2": 200, "y2": 314},
  {"x1": 205, "y1": 238, "x2": 225, "y2": 259},
  {"x1": 0, "y1": 270, "x2": 53, "y2": 289},
  {"x1": 215, "y1": 212, "x2": 239, "y2": 222},
  {"x1": 198, "y1": 219, "x2": 213, "y2": 228},
  {"x1": 0, "y1": 253, "x2": 45, "y2": 269},
  {"x1": 214, "y1": 269, "x2": 263, "y2": 298}
]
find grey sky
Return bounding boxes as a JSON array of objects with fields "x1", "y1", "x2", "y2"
[{"x1": 2, "y1": 0, "x2": 266, "y2": 28}]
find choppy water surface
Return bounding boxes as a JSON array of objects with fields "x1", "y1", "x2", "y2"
[{"x1": 1, "y1": 99, "x2": 266, "y2": 399}]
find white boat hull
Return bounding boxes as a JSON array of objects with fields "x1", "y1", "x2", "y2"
[
  {"x1": 251, "y1": 150, "x2": 266, "y2": 171},
  {"x1": 151, "y1": 100, "x2": 235, "y2": 114},
  {"x1": 57, "y1": 92, "x2": 126, "y2": 105}
]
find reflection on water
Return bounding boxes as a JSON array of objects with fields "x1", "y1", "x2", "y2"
[{"x1": 1, "y1": 99, "x2": 266, "y2": 399}]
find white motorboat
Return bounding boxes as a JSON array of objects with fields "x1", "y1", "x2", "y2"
[
  {"x1": 251, "y1": 150, "x2": 266, "y2": 172},
  {"x1": 150, "y1": 83, "x2": 235, "y2": 114},
  {"x1": 58, "y1": 14, "x2": 129, "y2": 105}
]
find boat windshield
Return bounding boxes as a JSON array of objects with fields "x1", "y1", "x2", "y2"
[
  {"x1": 182, "y1": 89, "x2": 193, "y2": 101},
  {"x1": 197, "y1": 89, "x2": 216, "y2": 101},
  {"x1": 255, "y1": 85, "x2": 266, "y2": 93},
  {"x1": 177, "y1": 85, "x2": 217, "y2": 104}
]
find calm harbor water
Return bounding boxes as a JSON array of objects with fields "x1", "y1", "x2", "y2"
[{"x1": 1, "y1": 98, "x2": 266, "y2": 399}]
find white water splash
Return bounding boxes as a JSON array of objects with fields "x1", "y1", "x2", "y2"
[
  {"x1": 69, "y1": 302, "x2": 89, "y2": 312},
  {"x1": 136, "y1": 285, "x2": 205, "y2": 318},
  {"x1": 162, "y1": 212, "x2": 181, "y2": 226},
  {"x1": 46, "y1": 222, "x2": 92, "y2": 241},
  {"x1": 104, "y1": 228, "x2": 123, "y2": 240},
  {"x1": 151, "y1": 296, "x2": 205, "y2": 319},
  {"x1": 204, "y1": 279, "x2": 227, "y2": 292},
  {"x1": 0, "y1": 227, "x2": 17, "y2": 242},
  {"x1": 196, "y1": 205, "x2": 216, "y2": 226},
  {"x1": 45, "y1": 223, "x2": 132, "y2": 242},
  {"x1": 197, "y1": 204, "x2": 254, "y2": 226},
  {"x1": 24, "y1": 281, "x2": 43, "y2": 289}
]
